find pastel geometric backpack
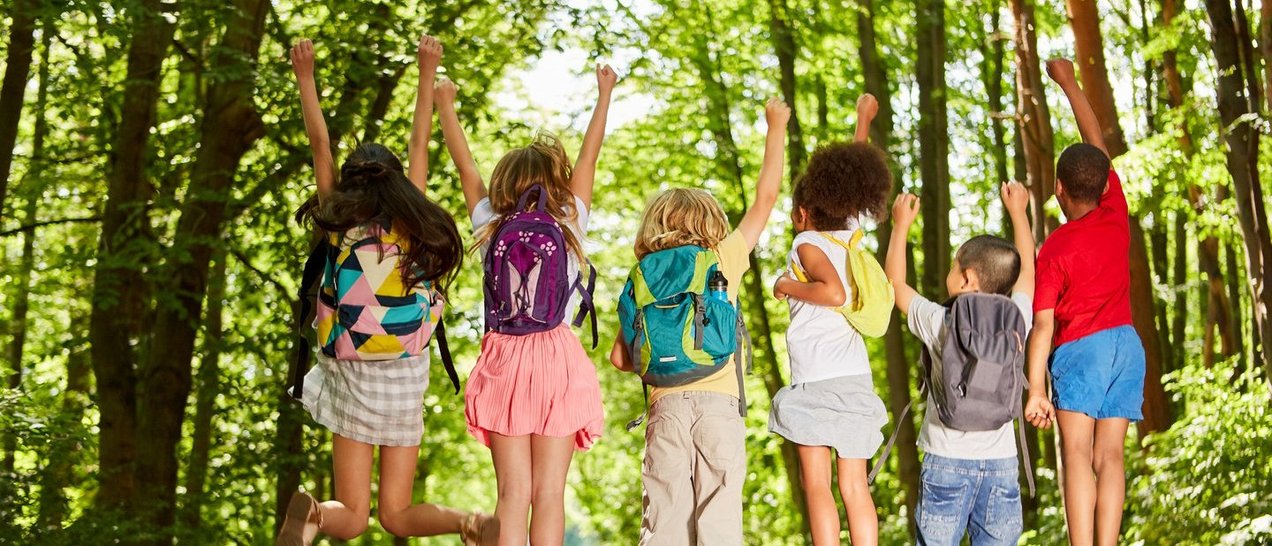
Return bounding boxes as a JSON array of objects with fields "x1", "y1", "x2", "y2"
[
  {"x1": 291, "y1": 222, "x2": 460, "y2": 400},
  {"x1": 483, "y1": 184, "x2": 597, "y2": 347}
]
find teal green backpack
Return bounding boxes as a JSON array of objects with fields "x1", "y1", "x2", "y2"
[{"x1": 617, "y1": 245, "x2": 752, "y2": 428}]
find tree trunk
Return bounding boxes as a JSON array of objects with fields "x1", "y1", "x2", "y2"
[
  {"x1": 1066, "y1": 0, "x2": 1129, "y2": 157},
  {"x1": 135, "y1": 2, "x2": 268, "y2": 542},
  {"x1": 1171, "y1": 212, "x2": 1188, "y2": 371},
  {"x1": 0, "y1": 0, "x2": 39, "y2": 222},
  {"x1": 89, "y1": 0, "x2": 177, "y2": 511},
  {"x1": 1204, "y1": 0, "x2": 1272, "y2": 386},
  {"x1": 858, "y1": 0, "x2": 920, "y2": 529},
  {"x1": 690, "y1": 22, "x2": 810, "y2": 537},
  {"x1": 179, "y1": 249, "x2": 227, "y2": 531},
  {"x1": 985, "y1": 6, "x2": 1010, "y2": 191},
  {"x1": 38, "y1": 342, "x2": 92, "y2": 529},
  {"x1": 1011, "y1": 0, "x2": 1056, "y2": 241},
  {"x1": 916, "y1": 0, "x2": 951, "y2": 298},
  {"x1": 1263, "y1": 0, "x2": 1271, "y2": 113},
  {"x1": 1066, "y1": 0, "x2": 1173, "y2": 432},
  {"x1": 1227, "y1": 242, "x2": 1247, "y2": 367},
  {"x1": 1149, "y1": 224, "x2": 1173, "y2": 370},
  {"x1": 768, "y1": 0, "x2": 806, "y2": 179}
]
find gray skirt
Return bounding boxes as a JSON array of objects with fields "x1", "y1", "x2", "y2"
[
  {"x1": 298, "y1": 353, "x2": 430, "y2": 447},
  {"x1": 768, "y1": 374, "x2": 888, "y2": 459}
]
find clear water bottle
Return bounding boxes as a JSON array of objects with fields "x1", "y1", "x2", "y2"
[{"x1": 708, "y1": 271, "x2": 729, "y2": 302}]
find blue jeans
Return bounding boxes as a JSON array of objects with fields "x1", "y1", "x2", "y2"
[{"x1": 916, "y1": 454, "x2": 1022, "y2": 546}]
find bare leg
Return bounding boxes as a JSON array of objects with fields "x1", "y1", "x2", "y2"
[
  {"x1": 529, "y1": 434, "x2": 575, "y2": 546},
  {"x1": 376, "y1": 444, "x2": 467, "y2": 537},
  {"x1": 837, "y1": 457, "x2": 878, "y2": 546},
  {"x1": 1092, "y1": 418, "x2": 1130, "y2": 546},
  {"x1": 1057, "y1": 410, "x2": 1096, "y2": 546},
  {"x1": 796, "y1": 444, "x2": 840, "y2": 546},
  {"x1": 491, "y1": 432, "x2": 533, "y2": 546},
  {"x1": 318, "y1": 434, "x2": 373, "y2": 539}
]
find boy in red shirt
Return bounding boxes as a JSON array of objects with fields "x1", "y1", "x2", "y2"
[{"x1": 1024, "y1": 58, "x2": 1145, "y2": 546}]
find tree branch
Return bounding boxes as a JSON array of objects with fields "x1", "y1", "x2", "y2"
[{"x1": 0, "y1": 216, "x2": 100, "y2": 237}]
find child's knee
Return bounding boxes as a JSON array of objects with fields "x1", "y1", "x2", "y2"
[
  {"x1": 498, "y1": 480, "x2": 533, "y2": 507},
  {"x1": 1092, "y1": 442, "x2": 1124, "y2": 472},
  {"x1": 378, "y1": 509, "x2": 409, "y2": 538},
  {"x1": 531, "y1": 481, "x2": 566, "y2": 505},
  {"x1": 327, "y1": 517, "x2": 370, "y2": 540},
  {"x1": 838, "y1": 477, "x2": 872, "y2": 501}
]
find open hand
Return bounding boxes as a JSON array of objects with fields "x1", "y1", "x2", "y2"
[
  {"x1": 765, "y1": 98, "x2": 791, "y2": 127},
  {"x1": 434, "y1": 78, "x2": 457, "y2": 105},
  {"x1": 597, "y1": 64, "x2": 618, "y2": 94},
  {"x1": 1001, "y1": 181, "x2": 1029, "y2": 217},
  {"x1": 856, "y1": 93, "x2": 879, "y2": 122},
  {"x1": 1025, "y1": 394, "x2": 1055, "y2": 429},
  {"x1": 1045, "y1": 58, "x2": 1076, "y2": 86},
  {"x1": 773, "y1": 272, "x2": 794, "y2": 300},
  {"x1": 290, "y1": 39, "x2": 315, "y2": 80},
  {"x1": 418, "y1": 34, "x2": 443, "y2": 71},
  {"x1": 892, "y1": 193, "x2": 920, "y2": 230}
]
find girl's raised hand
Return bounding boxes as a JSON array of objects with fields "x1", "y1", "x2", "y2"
[
  {"x1": 596, "y1": 64, "x2": 618, "y2": 94},
  {"x1": 1001, "y1": 181, "x2": 1030, "y2": 217},
  {"x1": 418, "y1": 34, "x2": 443, "y2": 71},
  {"x1": 765, "y1": 98, "x2": 791, "y2": 127},
  {"x1": 892, "y1": 193, "x2": 920, "y2": 229},
  {"x1": 856, "y1": 93, "x2": 879, "y2": 121},
  {"x1": 290, "y1": 39, "x2": 315, "y2": 80},
  {"x1": 434, "y1": 78, "x2": 458, "y2": 106}
]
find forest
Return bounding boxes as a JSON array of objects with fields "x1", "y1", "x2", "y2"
[{"x1": 0, "y1": 0, "x2": 1270, "y2": 544}]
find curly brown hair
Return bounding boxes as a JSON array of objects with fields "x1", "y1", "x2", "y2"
[{"x1": 793, "y1": 142, "x2": 892, "y2": 230}]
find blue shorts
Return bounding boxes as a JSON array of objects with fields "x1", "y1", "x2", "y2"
[{"x1": 1049, "y1": 325, "x2": 1145, "y2": 421}]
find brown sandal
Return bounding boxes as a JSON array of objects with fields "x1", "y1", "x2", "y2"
[
  {"x1": 460, "y1": 512, "x2": 500, "y2": 546},
  {"x1": 275, "y1": 491, "x2": 322, "y2": 546}
]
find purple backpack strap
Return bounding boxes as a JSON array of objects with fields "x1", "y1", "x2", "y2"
[
  {"x1": 571, "y1": 262, "x2": 599, "y2": 349},
  {"x1": 517, "y1": 184, "x2": 549, "y2": 212}
]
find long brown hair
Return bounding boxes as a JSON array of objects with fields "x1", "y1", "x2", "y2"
[
  {"x1": 295, "y1": 143, "x2": 463, "y2": 294},
  {"x1": 474, "y1": 133, "x2": 585, "y2": 265}
]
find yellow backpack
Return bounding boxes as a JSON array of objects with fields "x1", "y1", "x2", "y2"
[{"x1": 790, "y1": 230, "x2": 895, "y2": 338}]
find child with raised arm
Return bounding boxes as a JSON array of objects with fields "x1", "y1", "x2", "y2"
[
  {"x1": 1024, "y1": 58, "x2": 1145, "y2": 546},
  {"x1": 885, "y1": 181, "x2": 1036, "y2": 546},
  {"x1": 768, "y1": 94, "x2": 891, "y2": 546},
  {"x1": 435, "y1": 65, "x2": 617, "y2": 546},
  {"x1": 610, "y1": 98, "x2": 790, "y2": 546},
  {"x1": 278, "y1": 37, "x2": 498, "y2": 546}
]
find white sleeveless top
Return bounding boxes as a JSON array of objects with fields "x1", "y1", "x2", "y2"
[{"x1": 783, "y1": 228, "x2": 872, "y2": 384}]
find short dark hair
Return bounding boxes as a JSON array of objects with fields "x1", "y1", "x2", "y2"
[
  {"x1": 955, "y1": 235, "x2": 1021, "y2": 296},
  {"x1": 793, "y1": 142, "x2": 892, "y2": 230},
  {"x1": 1056, "y1": 143, "x2": 1111, "y2": 204}
]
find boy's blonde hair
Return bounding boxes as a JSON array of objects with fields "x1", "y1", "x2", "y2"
[
  {"x1": 634, "y1": 188, "x2": 731, "y2": 258},
  {"x1": 474, "y1": 133, "x2": 585, "y2": 264}
]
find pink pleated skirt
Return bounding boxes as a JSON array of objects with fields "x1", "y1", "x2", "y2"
[{"x1": 464, "y1": 324, "x2": 604, "y2": 451}]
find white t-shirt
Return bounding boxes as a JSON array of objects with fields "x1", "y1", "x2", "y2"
[
  {"x1": 471, "y1": 194, "x2": 590, "y2": 319},
  {"x1": 908, "y1": 291, "x2": 1033, "y2": 460},
  {"x1": 784, "y1": 229, "x2": 872, "y2": 384}
]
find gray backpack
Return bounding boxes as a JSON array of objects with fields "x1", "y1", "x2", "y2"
[{"x1": 870, "y1": 293, "x2": 1035, "y2": 495}]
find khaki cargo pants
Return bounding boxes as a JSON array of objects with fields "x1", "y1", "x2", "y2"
[{"x1": 639, "y1": 392, "x2": 746, "y2": 546}]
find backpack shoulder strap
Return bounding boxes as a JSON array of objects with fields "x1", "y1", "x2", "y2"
[
  {"x1": 434, "y1": 319, "x2": 461, "y2": 394},
  {"x1": 516, "y1": 184, "x2": 549, "y2": 212},
  {"x1": 870, "y1": 380, "x2": 926, "y2": 484},
  {"x1": 292, "y1": 236, "x2": 336, "y2": 401},
  {"x1": 571, "y1": 261, "x2": 599, "y2": 349}
]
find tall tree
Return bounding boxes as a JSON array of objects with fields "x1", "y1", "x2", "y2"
[
  {"x1": 0, "y1": 0, "x2": 40, "y2": 221},
  {"x1": 1204, "y1": 0, "x2": 1272, "y2": 384},
  {"x1": 857, "y1": 0, "x2": 920, "y2": 527},
  {"x1": 767, "y1": 0, "x2": 805, "y2": 179},
  {"x1": 1011, "y1": 0, "x2": 1056, "y2": 240},
  {"x1": 1066, "y1": 0, "x2": 1129, "y2": 156},
  {"x1": 916, "y1": 0, "x2": 951, "y2": 297},
  {"x1": 89, "y1": 0, "x2": 178, "y2": 511},
  {"x1": 135, "y1": 0, "x2": 269, "y2": 540},
  {"x1": 179, "y1": 249, "x2": 227, "y2": 531}
]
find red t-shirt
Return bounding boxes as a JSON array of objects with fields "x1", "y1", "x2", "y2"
[{"x1": 1033, "y1": 169, "x2": 1133, "y2": 347}]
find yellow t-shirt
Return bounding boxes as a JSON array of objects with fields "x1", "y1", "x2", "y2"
[{"x1": 648, "y1": 229, "x2": 752, "y2": 404}]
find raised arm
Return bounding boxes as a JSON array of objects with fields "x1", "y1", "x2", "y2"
[
  {"x1": 736, "y1": 98, "x2": 790, "y2": 249},
  {"x1": 570, "y1": 64, "x2": 617, "y2": 209},
  {"x1": 854, "y1": 93, "x2": 879, "y2": 143},
  {"x1": 434, "y1": 79, "x2": 487, "y2": 215},
  {"x1": 1002, "y1": 182, "x2": 1035, "y2": 296},
  {"x1": 291, "y1": 40, "x2": 336, "y2": 201},
  {"x1": 407, "y1": 35, "x2": 442, "y2": 192},
  {"x1": 884, "y1": 194, "x2": 921, "y2": 313},
  {"x1": 1046, "y1": 58, "x2": 1107, "y2": 157}
]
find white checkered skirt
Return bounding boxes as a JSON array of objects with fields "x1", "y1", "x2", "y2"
[{"x1": 299, "y1": 353, "x2": 430, "y2": 446}]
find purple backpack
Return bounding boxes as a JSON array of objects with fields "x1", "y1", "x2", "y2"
[{"x1": 483, "y1": 185, "x2": 597, "y2": 347}]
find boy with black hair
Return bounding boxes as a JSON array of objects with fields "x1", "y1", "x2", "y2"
[
  {"x1": 1023, "y1": 58, "x2": 1145, "y2": 546},
  {"x1": 885, "y1": 181, "x2": 1035, "y2": 545}
]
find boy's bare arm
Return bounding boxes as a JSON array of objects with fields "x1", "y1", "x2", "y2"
[
  {"x1": 884, "y1": 194, "x2": 921, "y2": 313},
  {"x1": 609, "y1": 334, "x2": 634, "y2": 372},
  {"x1": 1046, "y1": 58, "x2": 1108, "y2": 158},
  {"x1": 434, "y1": 79, "x2": 487, "y2": 215},
  {"x1": 773, "y1": 245, "x2": 847, "y2": 307},
  {"x1": 1024, "y1": 310, "x2": 1056, "y2": 428},
  {"x1": 854, "y1": 94, "x2": 879, "y2": 143},
  {"x1": 737, "y1": 98, "x2": 790, "y2": 250},
  {"x1": 1002, "y1": 182, "x2": 1035, "y2": 296}
]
